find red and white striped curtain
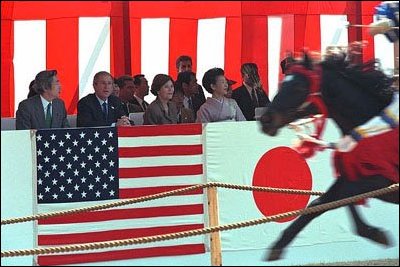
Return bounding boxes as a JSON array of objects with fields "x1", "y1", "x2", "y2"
[{"x1": 1, "y1": 1, "x2": 380, "y2": 117}]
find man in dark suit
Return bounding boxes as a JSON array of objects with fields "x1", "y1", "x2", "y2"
[
  {"x1": 176, "y1": 55, "x2": 206, "y2": 118},
  {"x1": 131, "y1": 74, "x2": 150, "y2": 112},
  {"x1": 77, "y1": 71, "x2": 131, "y2": 127},
  {"x1": 232, "y1": 63, "x2": 271, "y2": 121},
  {"x1": 16, "y1": 70, "x2": 70, "y2": 130}
]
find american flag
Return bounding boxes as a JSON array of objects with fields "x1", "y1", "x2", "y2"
[{"x1": 35, "y1": 124, "x2": 205, "y2": 266}]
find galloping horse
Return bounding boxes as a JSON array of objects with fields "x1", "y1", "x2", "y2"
[{"x1": 260, "y1": 52, "x2": 399, "y2": 261}]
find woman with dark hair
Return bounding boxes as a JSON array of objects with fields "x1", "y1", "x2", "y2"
[
  {"x1": 143, "y1": 74, "x2": 178, "y2": 125},
  {"x1": 196, "y1": 68, "x2": 245, "y2": 123}
]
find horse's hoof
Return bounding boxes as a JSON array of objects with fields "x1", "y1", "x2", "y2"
[
  {"x1": 263, "y1": 248, "x2": 284, "y2": 261},
  {"x1": 357, "y1": 227, "x2": 392, "y2": 247}
]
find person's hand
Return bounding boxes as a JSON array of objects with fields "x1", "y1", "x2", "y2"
[
  {"x1": 116, "y1": 116, "x2": 131, "y2": 126},
  {"x1": 336, "y1": 135, "x2": 357, "y2": 152}
]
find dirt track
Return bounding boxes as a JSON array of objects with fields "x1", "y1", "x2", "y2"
[{"x1": 304, "y1": 258, "x2": 399, "y2": 266}]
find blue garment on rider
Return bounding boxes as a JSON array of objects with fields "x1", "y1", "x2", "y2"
[{"x1": 375, "y1": 1, "x2": 399, "y2": 42}]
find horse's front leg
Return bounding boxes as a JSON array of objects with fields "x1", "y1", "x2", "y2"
[
  {"x1": 265, "y1": 179, "x2": 344, "y2": 261},
  {"x1": 265, "y1": 197, "x2": 326, "y2": 261},
  {"x1": 348, "y1": 204, "x2": 392, "y2": 246}
]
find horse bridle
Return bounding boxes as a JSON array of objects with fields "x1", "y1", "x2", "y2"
[{"x1": 285, "y1": 64, "x2": 330, "y2": 157}]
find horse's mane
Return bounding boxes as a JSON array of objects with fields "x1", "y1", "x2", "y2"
[
  {"x1": 320, "y1": 55, "x2": 394, "y2": 105},
  {"x1": 282, "y1": 52, "x2": 395, "y2": 133},
  {"x1": 283, "y1": 52, "x2": 394, "y2": 106}
]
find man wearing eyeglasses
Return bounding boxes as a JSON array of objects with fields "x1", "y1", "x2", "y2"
[
  {"x1": 77, "y1": 71, "x2": 131, "y2": 127},
  {"x1": 16, "y1": 70, "x2": 70, "y2": 130}
]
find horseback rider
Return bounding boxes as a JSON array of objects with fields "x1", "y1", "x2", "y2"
[{"x1": 336, "y1": 1, "x2": 399, "y2": 152}]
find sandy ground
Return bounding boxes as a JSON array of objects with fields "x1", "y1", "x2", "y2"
[{"x1": 304, "y1": 258, "x2": 399, "y2": 266}]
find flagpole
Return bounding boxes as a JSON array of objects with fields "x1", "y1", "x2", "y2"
[
  {"x1": 207, "y1": 186, "x2": 222, "y2": 266},
  {"x1": 29, "y1": 129, "x2": 39, "y2": 266}
]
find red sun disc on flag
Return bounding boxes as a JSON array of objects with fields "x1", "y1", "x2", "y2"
[{"x1": 252, "y1": 146, "x2": 312, "y2": 223}]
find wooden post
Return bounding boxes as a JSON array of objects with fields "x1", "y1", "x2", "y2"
[{"x1": 207, "y1": 186, "x2": 222, "y2": 266}]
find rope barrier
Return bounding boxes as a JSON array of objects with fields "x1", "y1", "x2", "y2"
[
  {"x1": 1, "y1": 183, "x2": 398, "y2": 258},
  {"x1": 208, "y1": 182, "x2": 325, "y2": 195},
  {"x1": 1, "y1": 182, "x2": 324, "y2": 226}
]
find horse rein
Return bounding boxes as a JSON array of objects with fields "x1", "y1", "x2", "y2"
[
  {"x1": 286, "y1": 64, "x2": 328, "y2": 140},
  {"x1": 285, "y1": 64, "x2": 331, "y2": 157}
]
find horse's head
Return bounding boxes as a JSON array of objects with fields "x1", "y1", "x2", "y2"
[
  {"x1": 261, "y1": 50, "x2": 394, "y2": 137},
  {"x1": 261, "y1": 74, "x2": 311, "y2": 136},
  {"x1": 261, "y1": 53, "x2": 320, "y2": 136}
]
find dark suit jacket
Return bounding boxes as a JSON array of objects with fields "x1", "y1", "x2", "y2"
[
  {"x1": 16, "y1": 94, "x2": 70, "y2": 130},
  {"x1": 77, "y1": 94, "x2": 127, "y2": 127},
  {"x1": 190, "y1": 84, "x2": 206, "y2": 118},
  {"x1": 129, "y1": 97, "x2": 150, "y2": 112},
  {"x1": 232, "y1": 85, "x2": 271, "y2": 121}
]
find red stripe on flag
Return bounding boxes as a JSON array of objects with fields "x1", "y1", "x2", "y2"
[
  {"x1": 119, "y1": 164, "x2": 203, "y2": 178},
  {"x1": 119, "y1": 145, "x2": 203, "y2": 157},
  {"x1": 38, "y1": 223, "x2": 204, "y2": 245},
  {"x1": 118, "y1": 124, "x2": 202, "y2": 137},
  {"x1": 39, "y1": 204, "x2": 204, "y2": 225},
  {"x1": 38, "y1": 244, "x2": 206, "y2": 266},
  {"x1": 120, "y1": 186, "x2": 203, "y2": 198}
]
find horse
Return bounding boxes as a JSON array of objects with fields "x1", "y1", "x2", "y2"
[{"x1": 259, "y1": 51, "x2": 399, "y2": 261}]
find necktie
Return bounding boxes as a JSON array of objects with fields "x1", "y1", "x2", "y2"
[
  {"x1": 45, "y1": 103, "x2": 52, "y2": 128},
  {"x1": 188, "y1": 97, "x2": 194, "y2": 111},
  {"x1": 142, "y1": 101, "x2": 147, "y2": 111},
  {"x1": 251, "y1": 88, "x2": 259, "y2": 107},
  {"x1": 102, "y1": 102, "x2": 108, "y2": 120}
]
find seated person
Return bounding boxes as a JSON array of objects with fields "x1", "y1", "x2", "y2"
[
  {"x1": 132, "y1": 74, "x2": 150, "y2": 112},
  {"x1": 143, "y1": 74, "x2": 178, "y2": 125},
  {"x1": 111, "y1": 78, "x2": 120, "y2": 97},
  {"x1": 115, "y1": 75, "x2": 141, "y2": 114},
  {"x1": 16, "y1": 69, "x2": 70, "y2": 130},
  {"x1": 196, "y1": 68, "x2": 246, "y2": 123},
  {"x1": 171, "y1": 87, "x2": 195, "y2": 123},
  {"x1": 232, "y1": 63, "x2": 271, "y2": 121},
  {"x1": 77, "y1": 71, "x2": 130, "y2": 127},
  {"x1": 174, "y1": 71, "x2": 198, "y2": 120},
  {"x1": 176, "y1": 55, "x2": 206, "y2": 117}
]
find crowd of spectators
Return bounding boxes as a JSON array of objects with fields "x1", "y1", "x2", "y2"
[{"x1": 15, "y1": 55, "x2": 270, "y2": 130}]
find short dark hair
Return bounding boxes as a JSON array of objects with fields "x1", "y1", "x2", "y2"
[
  {"x1": 27, "y1": 79, "x2": 37, "y2": 98},
  {"x1": 202, "y1": 68, "x2": 224, "y2": 94},
  {"x1": 175, "y1": 55, "x2": 192, "y2": 69},
  {"x1": 150, "y1": 74, "x2": 174, "y2": 96},
  {"x1": 175, "y1": 71, "x2": 196, "y2": 92},
  {"x1": 240, "y1": 63, "x2": 258, "y2": 76},
  {"x1": 34, "y1": 70, "x2": 57, "y2": 94},
  {"x1": 133, "y1": 74, "x2": 145, "y2": 86},
  {"x1": 93, "y1": 71, "x2": 112, "y2": 85},
  {"x1": 115, "y1": 75, "x2": 134, "y2": 88}
]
